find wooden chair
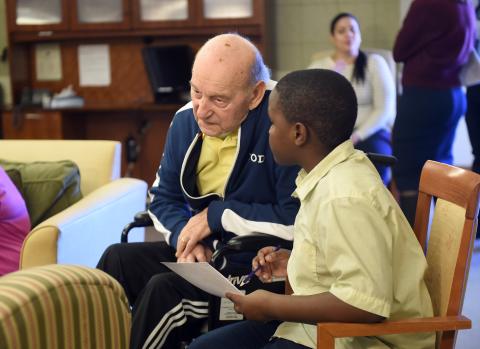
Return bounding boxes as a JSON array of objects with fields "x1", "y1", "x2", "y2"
[{"x1": 316, "y1": 160, "x2": 480, "y2": 349}]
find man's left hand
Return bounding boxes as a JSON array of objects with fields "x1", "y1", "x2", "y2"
[
  {"x1": 176, "y1": 208, "x2": 211, "y2": 258},
  {"x1": 177, "y1": 243, "x2": 213, "y2": 263},
  {"x1": 226, "y1": 290, "x2": 273, "y2": 322}
]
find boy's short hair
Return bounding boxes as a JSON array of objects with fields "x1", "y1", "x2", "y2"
[{"x1": 275, "y1": 69, "x2": 357, "y2": 149}]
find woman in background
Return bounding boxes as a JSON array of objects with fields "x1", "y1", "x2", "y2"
[
  {"x1": 392, "y1": 0, "x2": 476, "y2": 225},
  {"x1": 309, "y1": 12, "x2": 396, "y2": 185}
]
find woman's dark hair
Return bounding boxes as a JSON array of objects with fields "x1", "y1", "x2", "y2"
[{"x1": 330, "y1": 12, "x2": 367, "y2": 84}]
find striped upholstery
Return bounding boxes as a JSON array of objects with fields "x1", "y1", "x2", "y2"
[{"x1": 0, "y1": 264, "x2": 131, "y2": 349}]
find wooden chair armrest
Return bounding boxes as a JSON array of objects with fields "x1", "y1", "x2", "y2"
[{"x1": 317, "y1": 315, "x2": 471, "y2": 349}]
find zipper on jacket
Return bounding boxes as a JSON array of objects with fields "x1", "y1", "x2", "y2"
[{"x1": 221, "y1": 126, "x2": 242, "y2": 200}]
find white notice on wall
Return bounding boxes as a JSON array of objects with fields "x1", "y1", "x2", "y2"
[
  {"x1": 78, "y1": 44, "x2": 111, "y2": 86},
  {"x1": 35, "y1": 43, "x2": 62, "y2": 81}
]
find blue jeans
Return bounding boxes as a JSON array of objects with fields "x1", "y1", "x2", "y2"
[{"x1": 188, "y1": 320, "x2": 311, "y2": 349}]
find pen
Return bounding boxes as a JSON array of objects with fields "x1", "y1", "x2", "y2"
[{"x1": 244, "y1": 245, "x2": 281, "y2": 285}]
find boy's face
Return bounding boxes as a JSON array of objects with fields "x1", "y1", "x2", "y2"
[{"x1": 268, "y1": 89, "x2": 297, "y2": 165}]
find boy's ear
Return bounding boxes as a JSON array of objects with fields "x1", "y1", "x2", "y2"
[{"x1": 294, "y1": 122, "x2": 308, "y2": 146}]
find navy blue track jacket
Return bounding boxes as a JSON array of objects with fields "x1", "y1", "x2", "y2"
[{"x1": 148, "y1": 89, "x2": 300, "y2": 250}]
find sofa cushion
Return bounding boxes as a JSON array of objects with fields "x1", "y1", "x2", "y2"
[
  {"x1": 0, "y1": 159, "x2": 83, "y2": 227},
  {"x1": 2, "y1": 167, "x2": 24, "y2": 197}
]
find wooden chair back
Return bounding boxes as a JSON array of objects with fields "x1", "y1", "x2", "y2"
[{"x1": 413, "y1": 160, "x2": 480, "y2": 349}]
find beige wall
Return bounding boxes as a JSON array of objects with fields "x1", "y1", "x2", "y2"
[
  {"x1": 0, "y1": 0, "x2": 11, "y2": 105},
  {"x1": 270, "y1": 0, "x2": 402, "y2": 79}
]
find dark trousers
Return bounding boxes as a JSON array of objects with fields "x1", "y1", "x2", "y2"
[
  {"x1": 188, "y1": 320, "x2": 311, "y2": 349},
  {"x1": 97, "y1": 242, "x2": 208, "y2": 349},
  {"x1": 392, "y1": 86, "x2": 466, "y2": 192},
  {"x1": 355, "y1": 128, "x2": 392, "y2": 185},
  {"x1": 466, "y1": 84, "x2": 480, "y2": 174},
  {"x1": 466, "y1": 84, "x2": 480, "y2": 238}
]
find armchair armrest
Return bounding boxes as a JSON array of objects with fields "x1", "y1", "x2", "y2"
[
  {"x1": 20, "y1": 178, "x2": 148, "y2": 269},
  {"x1": 316, "y1": 315, "x2": 471, "y2": 349}
]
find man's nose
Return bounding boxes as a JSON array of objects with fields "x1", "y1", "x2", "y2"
[{"x1": 196, "y1": 98, "x2": 211, "y2": 119}]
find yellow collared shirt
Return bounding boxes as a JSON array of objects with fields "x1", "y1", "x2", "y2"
[
  {"x1": 274, "y1": 140, "x2": 434, "y2": 349},
  {"x1": 196, "y1": 129, "x2": 238, "y2": 196}
]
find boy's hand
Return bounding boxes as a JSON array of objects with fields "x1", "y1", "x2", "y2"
[
  {"x1": 252, "y1": 246, "x2": 290, "y2": 283},
  {"x1": 226, "y1": 290, "x2": 273, "y2": 321}
]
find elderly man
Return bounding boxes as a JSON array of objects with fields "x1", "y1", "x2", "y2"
[{"x1": 97, "y1": 33, "x2": 299, "y2": 349}]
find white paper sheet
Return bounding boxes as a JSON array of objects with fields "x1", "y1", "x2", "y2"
[
  {"x1": 161, "y1": 262, "x2": 241, "y2": 297},
  {"x1": 78, "y1": 44, "x2": 111, "y2": 86},
  {"x1": 35, "y1": 43, "x2": 62, "y2": 81}
]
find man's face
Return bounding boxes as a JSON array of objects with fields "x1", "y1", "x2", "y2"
[
  {"x1": 268, "y1": 89, "x2": 296, "y2": 166},
  {"x1": 190, "y1": 69, "x2": 253, "y2": 137}
]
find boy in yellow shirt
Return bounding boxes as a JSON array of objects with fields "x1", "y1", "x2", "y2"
[{"x1": 188, "y1": 69, "x2": 434, "y2": 349}]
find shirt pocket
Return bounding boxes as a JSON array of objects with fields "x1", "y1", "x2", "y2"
[{"x1": 290, "y1": 239, "x2": 321, "y2": 294}]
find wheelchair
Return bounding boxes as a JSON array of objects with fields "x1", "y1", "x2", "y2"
[
  {"x1": 120, "y1": 152, "x2": 397, "y2": 338},
  {"x1": 121, "y1": 211, "x2": 293, "y2": 331}
]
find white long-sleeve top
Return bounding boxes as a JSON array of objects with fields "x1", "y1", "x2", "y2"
[{"x1": 308, "y1": 53, "x2": 396, "y2": 141}]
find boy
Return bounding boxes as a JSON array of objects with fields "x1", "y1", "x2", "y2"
[{"x1": 188, "y1": 69, "x2": 435, "y2": 349}]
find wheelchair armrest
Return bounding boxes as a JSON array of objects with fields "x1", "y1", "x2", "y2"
[
  {"x1": 366, "y1": 152, "x2": 397, "y2": 166},
  {"x1": 120, "y1": 210, "x2": 153, "y2": 243},
  {"x1": 211, "y1": 233, "x2": 293, "y2": 270}
]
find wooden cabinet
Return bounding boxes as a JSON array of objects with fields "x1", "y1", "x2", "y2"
[
  {"x1": 1, "y1": 110, "x2": 83, "y2": 139},
  {"x1": 7, "y1": 0, "x2": 265, "y2": 37},
  {"x1": 70, "y1": 0, "x2": 131, "y2": 30},
  {"x1": 132, "y1": 0, "x2": 192, "y2": 29},
  {"x1": 7, "y1": 0, "x2": 130, "y2": 31},
  {"x1": 7, "y1": 0, "x2": 69, "y2": 31},
  {"x1": 131, "y1": 0, "x2": 262, "y2": 29}
]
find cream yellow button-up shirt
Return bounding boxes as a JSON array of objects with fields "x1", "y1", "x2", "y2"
[{"x1": 274, "y1": 140, "x2": 434, "y2": 349}]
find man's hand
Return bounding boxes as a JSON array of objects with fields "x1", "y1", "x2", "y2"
[
  {"x1": 252, "y1": 246, "x2": 290, "y2": 283},
  {"x1": 176, "y1": 208, "x2": 211, "y2": 258},
  {"x1": 226, "y1": 290, "x2": 274, "y2": 321},
  {"x1": 177, "y1": 243, "x2": 213, "y2": 263}
]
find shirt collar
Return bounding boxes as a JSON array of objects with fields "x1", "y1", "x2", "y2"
[{"x1": 293, "y1": 140, "x2": 355, "y2": 201}]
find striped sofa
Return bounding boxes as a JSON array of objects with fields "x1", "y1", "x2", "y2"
[{"x1": 0, "y1": 264, "x2": 131, "y2": 348}]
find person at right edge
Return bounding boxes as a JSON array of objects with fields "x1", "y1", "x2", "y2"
[
  {"x1": 392, "y1": 0, "x2": 476, "y2": 226},
  {"x1": 466, "y1": 0, "x2": 480, "y2": 238}
]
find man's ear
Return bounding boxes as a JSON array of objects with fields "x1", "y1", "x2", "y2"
[
  {"x1": 294, "y1": 122, "x2": 308, "y2": 146},
  {"x1": 248, "y1": 80, "x2": 267, "y2": 110}
]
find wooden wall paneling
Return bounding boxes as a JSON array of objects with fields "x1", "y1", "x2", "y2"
[
  {"x1": 138, "y1": 112, "x2": 175, "y2": 185},
  {"x1": 30, "y1": 39, "x2": 153, "y2": 106},
  {"x1": 83, "y1": 109, "x2": 175, "y2": 183},
  {"x1": 9, "y1": 44, "x2": 31, "y2": 104}
]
